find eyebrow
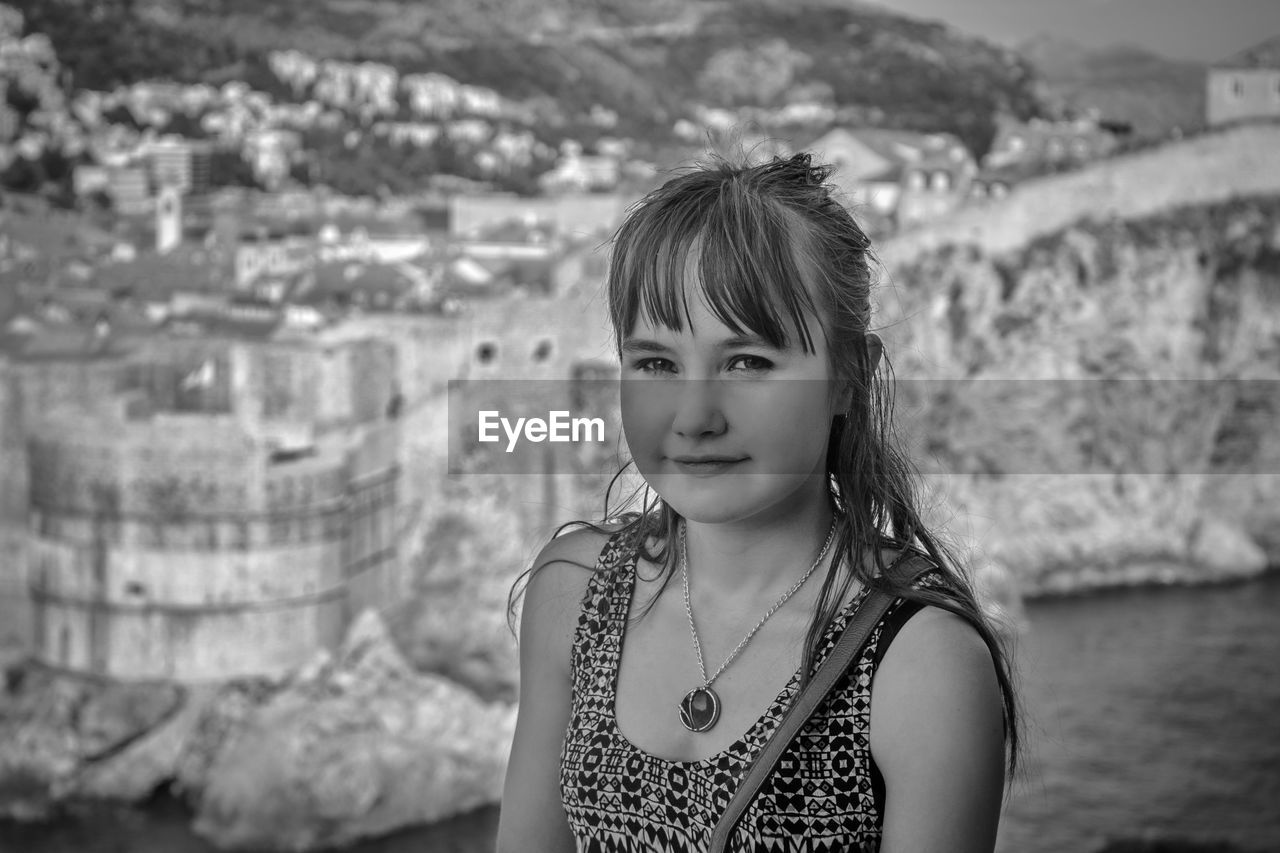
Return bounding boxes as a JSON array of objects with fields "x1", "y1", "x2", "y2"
[
  {"x1": 717, "y1": 334, "x2": 777, "y2": 350},
  {"x1": 619, "y1": 334, "x2": 779, "y2": 355},
  {"x1": 619, "y1": 338, "x2": 670, "y2": 356}
]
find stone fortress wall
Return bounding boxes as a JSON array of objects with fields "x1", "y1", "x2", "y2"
[
  {"x1": 878, "y1": 122, "x2": 1280, "y2": 269},
  {"x1": 334, "y1": 239, "x2": 622, "y2": 542},
  {"x1": 4, "y1": 333, "x2": 401, "y2": 682},
  {"x1": 0, "y1": 231, "x2": 623, "y2": 682}
]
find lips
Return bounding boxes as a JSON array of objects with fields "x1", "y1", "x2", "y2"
[{"x1": 669, "y1": 455, "x2": 748, "y2": 476}]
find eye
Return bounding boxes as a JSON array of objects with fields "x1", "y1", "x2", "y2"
[
  {"x1": 630, "y1": 357, "x2": 677, "y2": 376},
  {"x1": 726, "y1": 354, "x2": 774, "y2": 374}
]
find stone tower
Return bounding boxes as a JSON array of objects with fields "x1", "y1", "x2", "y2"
[{"x1": 156, "y1": 185, "x2": 182, "y2": 255}]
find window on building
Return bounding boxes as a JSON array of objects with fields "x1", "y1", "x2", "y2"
[
  {"x1": 476, "y1": 341, "x2": 497, "y2": 364},
  {"x1": 1231, "y1": 76, "x2": 1245, "y2": 99},
  {"x1": 533, "y1": 339, "x2": 553, "y2": 362}
]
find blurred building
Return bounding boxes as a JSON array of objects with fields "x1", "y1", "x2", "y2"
[
  {"x1": 808, "y1": 127, "x2": 977, "y2": 229},
  {"x1": 1207, "y1": 48, "x2": 1280, "y2": 127},
  {"x1": 537, "y1": 142, "x2": 621, "y2": 194},
  {"x1": 235, "y1": 230, "x2": 317, "y2": 290},
  {"x1": 147, "y1": 135, "x2": 214, "y2": 196},
  {"x1": 106, "y1": 165, "x2": 151, "y2": 216},
  {"x1": 982, "y1": 114, "x2": 1122, "y2": 172},
  {"x1": 4, "y1": 329, "x2": 403, "y2": 682},
  {"x1": 449, "y1": 192, "x2": 631, "y2": 242}
]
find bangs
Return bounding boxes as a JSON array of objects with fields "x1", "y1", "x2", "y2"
[{"x1": 608, "y1": 173, "x2": 823, "y2": 353}]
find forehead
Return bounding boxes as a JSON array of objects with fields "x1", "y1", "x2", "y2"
[
  {"x1": 625, "y1": 286, "x2": 745, "y2": 339},
  {"x1": 625, "y1": 273, "x2": 830, "y2": 360},
  {"x1": 621, "y1": 234, "x2": 827, "y2": 349}
]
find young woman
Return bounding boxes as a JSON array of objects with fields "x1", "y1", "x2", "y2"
[{"x1": 497, "y1": 153, "x2": 1018, "y2": 852}]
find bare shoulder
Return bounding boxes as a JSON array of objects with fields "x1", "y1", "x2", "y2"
[
  {"x1": 875, "y1": 601, "x2": 993, "y2": 696},
  {"x1": 870, "y1": 606, "x2": 1007, "y2": 851},
  {"x1": 870, "y1": 605, "x2": 1004, "y2": 769},
  {"x1": 527, "y1": 523, "x2": 622, "y2": 603},
  {"x1": 520, "y1": 524, "x2": 624, "y2": 664},
  {"x1": 880, "y1": 605, "x2": 995, "y2": 678},
  {"x1": 532, "y1": 523, "x2": 619, "y2": 574}
]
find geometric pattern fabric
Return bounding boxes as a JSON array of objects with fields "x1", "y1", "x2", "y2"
[{"x1": 561, "y1": 528, "x2": 943, "y2": 852}]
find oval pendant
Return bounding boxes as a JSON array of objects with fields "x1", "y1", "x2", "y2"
[{"x1": 679, "y1": 685, "x2": 721, "y2": 732}]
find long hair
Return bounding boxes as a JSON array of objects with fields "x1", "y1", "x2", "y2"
[{"x1": 511, "y1": 152, "x2": 1020, "y2": 777}]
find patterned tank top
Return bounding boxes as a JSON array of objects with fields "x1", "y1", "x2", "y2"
[{"x1": 560, "y1": 528, "x2": 939, "y2": 853}]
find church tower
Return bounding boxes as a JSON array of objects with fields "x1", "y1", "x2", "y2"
[{"x1": 156, "y1": 185, "x2": 183, "y2": 254}]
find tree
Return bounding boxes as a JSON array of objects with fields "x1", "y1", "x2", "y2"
[
  {"x1": 1, "y1": 156, "x2": 44, "y2": 193},
  {"x1": 697, "y1": 39, "x2": 813, "y2": 108},
  {"x1": 209, "y1": 149, "x2": 259, "y2": 188}
]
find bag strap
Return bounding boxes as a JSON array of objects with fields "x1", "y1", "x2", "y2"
[{"x1": 708, "y1": 560, "x2": 931, "y2": 852}]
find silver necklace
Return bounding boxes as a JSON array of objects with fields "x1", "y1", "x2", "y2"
[{"x1": 678, "y1": 519, "x2": 838, "y2": 733}]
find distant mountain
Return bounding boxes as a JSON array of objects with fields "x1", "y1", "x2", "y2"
[
  {"x1": 9, "y1": 0, "x2": 1049, "y2": 158},
  {"x1": 1019, "y1": 34, "x2": 1206, "y2": 138},
  {"x1": 1217, "y1": 34, "x2": 1280, "y2": 68}
]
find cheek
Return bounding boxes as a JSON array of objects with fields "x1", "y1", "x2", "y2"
[
  {"x1": 620, "y1": 381, "x2": 671, "y2": 460},
  {"x1": 748, "y1": 384, "x2": 836, "y2": 464}
]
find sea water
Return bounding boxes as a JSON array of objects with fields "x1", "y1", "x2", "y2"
[{"x1": 4, "y1": 574, "x2": 1279, "y2": 853}]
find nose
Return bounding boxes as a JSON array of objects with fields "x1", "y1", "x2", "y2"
[{"x1": 672, "y1": 379, "x2": 727, "y2": 439}]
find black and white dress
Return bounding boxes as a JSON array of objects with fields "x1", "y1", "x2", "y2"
[{"x1": 560, "y1": 528, "x2": 936, "y2": 853}]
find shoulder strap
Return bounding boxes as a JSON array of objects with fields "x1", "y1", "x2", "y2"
[{"x1": 708, "y1": 560, "x2": 931, "y2": 852}]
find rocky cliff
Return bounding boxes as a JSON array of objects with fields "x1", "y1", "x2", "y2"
[
  {"x1": 875, "y1": 159, "x2": 1280, "y2": 594},
  {"x1": 0, "y1": 610, "x2": 514, "y2": 849}
]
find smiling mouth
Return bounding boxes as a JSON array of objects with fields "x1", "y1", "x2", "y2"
[{"x1": 669, "y1": 457, "x2": 748, "y2": 475}]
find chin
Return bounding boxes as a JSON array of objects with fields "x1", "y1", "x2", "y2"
[{"x1": 645, "y1": 470, "x2": 819, "y2": 527}]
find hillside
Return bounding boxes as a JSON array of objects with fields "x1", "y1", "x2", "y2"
[
  {"x1": 8, "y1": 0, "x2": 1047, "y2": 157},
  {"x1": 1220, "y1": 33, "x2": 1280, "y2": 68},
  {"x1": 1019, "y1": 34, "x2": 1205, "y2": 138}
]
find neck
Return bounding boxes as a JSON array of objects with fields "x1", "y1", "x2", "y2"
[{"x1": 681, "y1": 484, "x2": 840, "y2": 600}]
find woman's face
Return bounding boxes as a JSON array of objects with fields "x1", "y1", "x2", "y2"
[{"x1": 619, "y1": 281, "x2": 846, "y2": 528}]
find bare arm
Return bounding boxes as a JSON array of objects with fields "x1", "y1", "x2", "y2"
[
  {"x1": 495, "y1": 530, "x2": 602, "y2": 853},
  {"x1": 870, "y1": 607, "x2": 1007, "y2": 853}
]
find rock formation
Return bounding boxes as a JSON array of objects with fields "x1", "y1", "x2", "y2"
[
  {"x1": 0, "y1": 610, "x2": 515, "y2": 850},
  {"x1": 878, "y1": 194, "x2": 1280, "y2": 594},
  {"x1": 186, "y1": 609, "x2": 515, "y2": 850},
  {"x1": 0, "y1": 664, "x2": 182, "y2": 819}
]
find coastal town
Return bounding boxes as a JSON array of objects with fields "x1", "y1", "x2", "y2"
[{"x1": 2, "y1": 0, "x2": 1280, "y2": 849}]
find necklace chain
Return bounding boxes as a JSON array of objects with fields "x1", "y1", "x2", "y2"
[{"x1": 680, "y1": 519, "x2": 838, "y2": 689}]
